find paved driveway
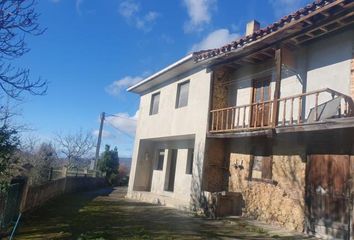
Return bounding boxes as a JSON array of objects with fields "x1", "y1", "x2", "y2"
[{"x1": 16, "y1": 187, "x2": 314, "y2": 240}]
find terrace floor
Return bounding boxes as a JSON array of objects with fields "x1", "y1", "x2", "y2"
[{"x1": 16, "y1": 187, "x2": 316, "y2": 240}]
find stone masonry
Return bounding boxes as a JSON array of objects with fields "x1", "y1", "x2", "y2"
[{"x1": 228, "y1": 153, "x2": 306, "y2": 232}]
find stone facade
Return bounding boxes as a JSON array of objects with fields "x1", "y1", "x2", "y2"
[
  {"x1": 228, "y1": 153, "x2": 306, "y2": 231},
  {"x1": 211, "y1": 67, "x2": 231, "y2": 110},
  {"x1": 203, "y1": 138, "x2": 226, "y2": 193}
]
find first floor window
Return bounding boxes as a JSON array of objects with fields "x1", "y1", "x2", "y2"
[
  {"x1": 250, "y1": 156, "x2": 272, "y2": 180},
  {"x1": 150, "y1": 92, "x2": 160, "y2": 115},
  {"x1": 176, "y1": 81, "x2": 189, "y2": 108},
  {"x1": 156, "y1": 149, "x2": 165, "y2": 170}
]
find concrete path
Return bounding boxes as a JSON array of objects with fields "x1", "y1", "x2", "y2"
[{"x1": 15, "y1": 187, "x2": 316, "y2": 240}]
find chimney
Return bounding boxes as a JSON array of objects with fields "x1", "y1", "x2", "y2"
[{"x1": 246, "y1": 20, "x2": 260, "y2": 36}]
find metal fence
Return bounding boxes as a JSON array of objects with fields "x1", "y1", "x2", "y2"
[
  {"x1": 0, "y1": 183, "x2": 23, "y2": 230},
  {"x1": 49, "y1": 167, "x2": 101, "y2": 181}
]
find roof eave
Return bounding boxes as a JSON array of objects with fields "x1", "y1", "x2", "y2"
[{"x1": 127, "y1": 53, "x2": 195, "y2": 93}]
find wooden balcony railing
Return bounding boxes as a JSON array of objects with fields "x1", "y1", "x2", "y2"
[{"x1": 210, "y1": 88, "x2": 354, "y2": 133}]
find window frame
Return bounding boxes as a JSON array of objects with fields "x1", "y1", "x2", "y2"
[
  {"x1": 155, "y1": 149, "x2": 165, "y2": 171},
  {"x1": 149, "y1": 92, "x2": 160, "y2": 115},
  {"x1": 175, "y1": 80, "x2": 190, "y2": 109},
  {"x1": 249, "y1": 155, "x2": 273, "y2": 183}
]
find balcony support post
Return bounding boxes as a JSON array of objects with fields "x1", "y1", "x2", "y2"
[{"x1": 272, "y1": 47, "x2": 282, "y2": 127}]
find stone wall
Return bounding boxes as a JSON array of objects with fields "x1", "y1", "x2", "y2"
[
  {"x1": 203, "y1": 138, "x2": 226, "y2": 192},
  {"x1": 22, "y1": 177, "x2": 106, "y2": 212},
  {"x1": 228, "y1": 153, "x2": 306, "y2": 231},
  {"x1": 211, "y1": 67, "x2": 232, "y2": 110}
]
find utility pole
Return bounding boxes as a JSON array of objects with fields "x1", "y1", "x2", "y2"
[{"x1": 93, "y1": 112, "x2": 105, "y2": 170}]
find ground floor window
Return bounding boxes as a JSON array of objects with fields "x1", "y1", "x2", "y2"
[
  {"x1": 156, "y1": 149, "x2": 165, "y2": 170},
  {"x1": 250, "y1": 156, "x2": 272, "y2": 181}
]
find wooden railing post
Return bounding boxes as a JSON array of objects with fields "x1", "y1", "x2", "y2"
[{"x1": 272, "y1": 47, "x2": 282, "y2": 127}]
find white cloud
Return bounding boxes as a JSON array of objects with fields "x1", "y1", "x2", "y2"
[
  {"x1": 92, "y1": 130, "x2": 114, "y2": 139},
  {"x1": 183, "y1": 0, "x2": 217, "y2": 33},
  {"x1": 190, "y1": 28, "x2": 239, "y2": 52},
  {"x1": 269, "y1": 0, "x2": 308, "y2": 18},
  {"x1": 105, "y1": 76, "x2": 143, "y2": 96},
  {"x1": 106, "y1": 111, "x2": 138, "y2": 137},
  {"x1": 119, "y1": 0, "x2": 159, "y2": 32},
  {"x1": 119, "y1": 0, "x2": 140, "y2": 18}
]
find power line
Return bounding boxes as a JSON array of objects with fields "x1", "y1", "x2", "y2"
[
  {"x1": 105, "y1": 113, "x2": 137, "y2": 122},
  {"x1": 106, "y1": 121, "x2": 134, "y2": 139}
]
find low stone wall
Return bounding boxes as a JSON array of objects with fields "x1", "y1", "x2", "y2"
[
  {"x1": 22, "y1": 177, "x2": 106, "y2": 212},
  {"x1": 228, "y1": 153, "x2": 306, "y2": 232}
]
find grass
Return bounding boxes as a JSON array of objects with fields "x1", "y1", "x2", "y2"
[{"x1": 15, "y1": 188, "x2": 308, "y2": 240}]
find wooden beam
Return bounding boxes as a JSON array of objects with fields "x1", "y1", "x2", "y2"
[
  {"x1": 272, "y1": 47, "x2": 282, "y2": 127},
  {"x1": 250, "y1": 53, "x2": 266, "y2": 61},
  {"x1": 261, "y1": 50, "x2": 274, "y2": 58},
  {"x1": 240, "y1": 58, "x2": 256, "y2": 64}
]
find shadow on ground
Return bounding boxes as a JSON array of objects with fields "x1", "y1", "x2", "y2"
[{"x1": 15, "y1": 187, "x2": 314, "y2": 240}]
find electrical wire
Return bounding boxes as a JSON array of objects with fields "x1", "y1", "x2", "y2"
[
  {"x1": 105, "y1": 113, "x2": 137, "y2": 122},
  {"x1": 105, "y1": 121, "x2": 134, "y2": 139}
]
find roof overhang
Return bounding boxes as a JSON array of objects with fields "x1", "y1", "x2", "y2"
[
  {"x1": 127, "y1": 54, "x2": 207, "y2": 94},
  {"x1": 196, "y1": 0, "x2": 354, "y2": 67}
]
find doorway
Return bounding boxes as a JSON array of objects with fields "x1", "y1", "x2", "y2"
[
  {"x1": 306, "y1": 154, "x2": 351, "y2": 239},
  {"x1": 165, "y1": 149, "x2": 178, "y2": 192},
  {"x1": 250, "y1": 77, "x2": 271, "y2": 127}
]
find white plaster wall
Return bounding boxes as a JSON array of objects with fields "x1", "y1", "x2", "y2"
[
  {"x1": 226, "y1": 29, "x2": 353, "y2": 125},
  {"x1": 127, "y1": 67, "x2": 211, "y2": 206},
  {"x1": 306, "y1": 30, "x2": 352, "y2": 96},
  {"x1": 150, "y1": 147, "x2": 192, "y2": 201},
  {"x1": 136, "y1": 68, "x2": 211, "y2": 139},
  {"x1": 228, "y1": 60, "x2": 275, "y2": 127}
]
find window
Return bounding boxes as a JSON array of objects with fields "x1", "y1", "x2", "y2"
[
  {"x1": 186, "y1": 149, "x2": 194, "y2": 174},
  {"x1": 150, "y1": 92, "x2": 160, "y2": 115},
  {"x1": 250, "y1": 156, "x2": 272, "y2": 180},
  {"x1": 156, "y1": 149, "x2": 165, "y2": 170},
  {"x1": 176, "y1": 81, "x2": 190, "y2": 108}
]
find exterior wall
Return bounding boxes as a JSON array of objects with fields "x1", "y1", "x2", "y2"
[
  {"x1": 150, "y1": 140, "x2": 194, "y2": 201},
  {"x1": 127, "y1": 66, "x2": 211, "y2": 209},
  {"x1": 228, "y1": 153, "x2": 306, "y2": 231},
  {"x1": 224, "y1": 29, "x2": 353, "y2": 124},
  {"x1": 203, "y1": 138, "x2": 226, "y2": 192}
]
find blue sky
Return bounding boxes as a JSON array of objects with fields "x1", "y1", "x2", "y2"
[{"x1": 13, "y1": 0, "x2": 312, "y2": 157}]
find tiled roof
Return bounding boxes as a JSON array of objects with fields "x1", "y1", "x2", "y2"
[{"x1": 194, "y1": 0, "x2": 341, "y2": 62}]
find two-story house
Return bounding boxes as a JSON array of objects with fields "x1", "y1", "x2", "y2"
[{"x1": 127, "y1": 0, "x2": 354, "y2": 239}]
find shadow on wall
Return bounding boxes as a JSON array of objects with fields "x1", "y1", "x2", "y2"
[{"x1": 190, "y1": 142, "x2": 210, "y2": 216}]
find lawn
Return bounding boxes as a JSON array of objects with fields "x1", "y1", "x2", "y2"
[{"x1": 15, "y1": 187, "x2": 311, "y2": 240}]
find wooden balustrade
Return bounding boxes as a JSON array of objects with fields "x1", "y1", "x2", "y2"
[
  {"x1": 210, "y1": 100, "x2": 274, "y2": 132},
  {"x1": 210, "y1": 88, "x2": 354, "y2": 133}
]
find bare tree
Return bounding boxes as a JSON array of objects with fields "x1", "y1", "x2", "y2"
[
  {"x1": 0, "y1": 0, "x2": 47, "y2": 99},
  {"x1": 55, "y1": 129, "x2": 95, "y2": 169}
]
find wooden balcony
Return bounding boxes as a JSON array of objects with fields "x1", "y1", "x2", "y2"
[{"x1": 209, "y1": 88, "x2": 354, "y2": 134}]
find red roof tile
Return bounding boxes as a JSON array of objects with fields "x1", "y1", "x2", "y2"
[{"x1": 194, "y1": 0, "x2": 342, "y2": 62}]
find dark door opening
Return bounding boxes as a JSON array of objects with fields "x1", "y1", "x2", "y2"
[{"x1": 165, "y1": 149, "x2": 177, "y2": 192}]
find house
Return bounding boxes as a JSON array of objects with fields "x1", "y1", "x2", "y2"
[{"x1": 127, "y1": 0, "x2": 354, "y2": 239}]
